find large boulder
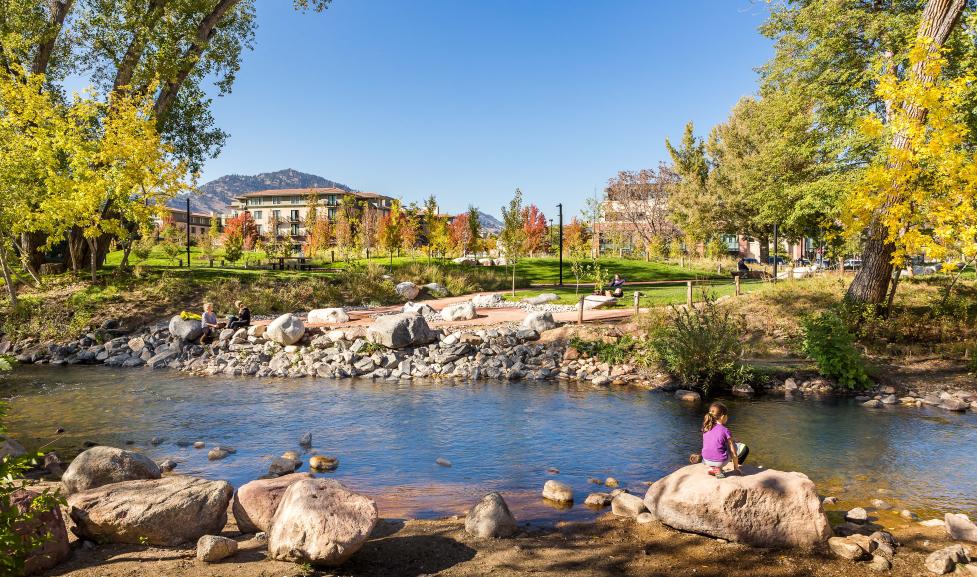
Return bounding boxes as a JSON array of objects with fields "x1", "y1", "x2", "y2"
[
  {"x1": 61, "y1": 446, "x2": 160, "y2": 495},
  {"x1": 68, "y1": 475, "x2": 233, "y2": 546},
  {"x1": 522, "y1": 311, "x2": 557, "y2": 333},
  {"x1": 925, "y1": 545, "x2": 969, "y2": 574},
  {"x1": 266, "y1": 314, "x2": 305, "y2": 345},
  {"x1": 542, "y1": 480, "x2": 573, "y2": 503},
  {"x1": 423, "y1": 282, "x2": 448, "y2": 297},
  {"x1": 642, "y1": 465, "x2": 831, "y2": 548},
  {"x1": 395, "y1": 281, "x2": 420, "y2": 300},
  {"x1": 611, "y1": 492, "x2": 647, "y2": 518},
  {"x1": 307, "y1": 308, "x2": 350, "y2": 325},
  {"x1": 465, "y1": 492, "x2": 517, "y2": 538},
  {"x1": 452, "y1": 257, "x2": 478, "y2": 266},
  {"x1": 366, "y1": 313, "x2": 438, "y2": 349},
  {"x1": 583, "y1": 295, "x2": 617, "y2": 310},
  {"x1": 168, "y1": 315, "x2": 203, "y2": 342},
  {"x1": 196, "y1": 534, "x2": 238, "y2": 562},
  {"x1": 232, "y1": 472, "x2": 313, "y2": 533},
  {"x1": 440, "y1": 302, "x2": 477, "y2": 321},
  {"x1": 946, "y1": 513, "x2": 977, "y2": 542},
  {"x1": 522, "y1": 293, "x2": 558, "y2": 305},
  {"x1": 403, "y1": 301, "x2": 436, "y2": 316},
  {"x1": 472, "y1": 293, "x2": 503, "y2": 307},
  {"x1": 7, "y1": 489, "x2": 71, "y2": 575},
  {"x1": 0, "y1": 435, "x2": 27, "y2": 459},
  {"x1": 267, "y1": 478, "x2": 378, "y2": 566}
]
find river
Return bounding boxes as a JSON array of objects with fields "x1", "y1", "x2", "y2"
[{"x1": 3, "y1": 366, "x2": 976, "y2": 522}]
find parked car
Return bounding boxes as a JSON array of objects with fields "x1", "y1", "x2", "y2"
[
  {"x1": 766, "y1": 256, "x2": 788, "y2": 265},
  {"x1": 843, "y1": 258, "x2": 863, "y2": 270},
  {"x1": 742, "y1": 258, "x2": 760, "y2": 265},
  {"x1": 795, "y1": 258, "x2": 812, "y2": 266}
]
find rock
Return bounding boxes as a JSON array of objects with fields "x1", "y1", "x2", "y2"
[
  {"x1": 605, "y1": 477, "x2": 620, "y2": 488},
  {"x1": 900, "y1": 509, "x2": 918, "y2": 521},
  {"x1": 267, "y1": 478, "x2": 378, "y2": 566},
  {"x1": 0, "y1": 435, "x2": 27, "y2": 459},
  {"x1": 846, "y1": 507, "x2": 868, "y2": 524},
  {"x1": 822, "y1": 496, "x2": 838, "y2": 505},
  {"x1": 68, "y1": 476, "x2": 233, "y2": 546},
  {"x1": 299, "y1": 432, "x2": 312, "y2": 447},
  {"x1": 542, "y1": 480, "x2": 573, "y2": 503},
  {"x1": 465, "y1": 492, "x2": 517, "y2": 538},
  {"x1": 310, "y1": 455, "x2": 339, "y2": 471},
  {"x1": 582, "y1": 295, "x2": 616, "y2": 309},
  {"x1": 159, "y1": 459, "x2": 178, "y2": 472},
  {"x1": 61, "y1": 446, "x2": 161, "y2": 495},
  {"x1": 585, "y1": 492, "x2": 612, "y2": 507},
  {"x1": 268, "y1": 457, "x2": 301, "y2": 477},
  {"x1": 920, "y1": 518, "x2": 946, "y2": 528},
  {"x1": 924, "y1": 545, "x2": 969, "y2": 574},
  {"x1": 849, "y1": 533, "x2": 877, "y2": 554},
  {"x1": 127, "y1": 337, "x2": 146, "y2": 352},
  {"x1": 868, "y1": 554, "x2": 892, "y2": 572},
  {"x1": 423, "y1": 283, "x2": 448, "y2": 297},
  {"x1": 731, "y1": 383, "x2": 755, "y2": 396},
  {"x1": 472, "y1": 294, "x2": 503, "y2": 307},
  {"x1": 523, "y1": 293, "x2": 558, "y2": 305},
  {"x1": 436, "y1": 457, "x2": 452, "y2": 467},
  {"x1": 196, "y1": 534, "x2": 238, "y2": 562},
  {"x1": 146, "y1": 349, "x2": 178, "y2": 369},
  {"x1": 862, "y1": 399, "x2": 882, "y2": 408},
  {"x1": 642, "y1": 465, "x2": 831, "y2": 548},
  {"x1": 522, "y1": 311, "x2": 557, "y2": 333},
  {"x1": 871, "y1": 498, "x2": 891, "y2": 510},
  {"x1": 611, "y1": 492, "x2": 647, "y2": 518},
  {"x1": 440, "y1": 302, "x2": 477, "y2": 321},
  {"x1": 193, "y1": 441, "x2": 205, "y2": 449},
  {"x1": 168, "y1": 315, "x2": 203, "y2": 342},
  {"x1": 880, "y1": 394, "x2": 898, "y2": 404},
  {"x1": 266, "y1": 314, "x2": 305, "y2": 345},
  {"x1": 403, "y1": 301, "x2": 436, "y2": 316},
  {"x1": 828, "y1": 536, "x2": 868, "y2": 560},
  {"x1": 945, "y1": 513, "x2": 977, "y2": 542},
  {"x1": 6, "y1": 489, "x2": 71, "y2": 575},
  {"x1": 233, "y1": 473, "x2": 313, "y2": 533},
  {"x1": 674, "y1": 389, "x2": 701, "y2": 402},
  {"x1": 208, "y1": 447, "x2": 231, "y2": 461},
  {"x1": 784, "y1": 378, "x2": 799, "y2": 391},
  {"x1": 940, "y1": 399, "x2": 969, "y2": 411},
  {"x1": 395, "y1": 281, "x2": 420, "y2": 300},
  {"x1": 308, "y1": 308, "x2": 350, "y2": 324},
  {"x1": 636, "y1": 512, "x2": 655, "y2": 524},
  {"x1": 452, "y1": 257, "x2": 478, "y2": 265},
  {"x1": 366, "y1": 313, "x2": 438, "y2": 349}
]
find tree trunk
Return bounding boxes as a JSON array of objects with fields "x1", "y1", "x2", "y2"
[
  {"x1": 87, "y1": 237, "x2": 98, "y2": 283},
  {"x1": 847, "y1": 0, "x2": 966, "y2": 305},
  {"x1": 511, "y1": 265, "x2": 516, "y2": 296},
  {"x1": 67, "y1": 227, "x2": 87, "y2": 272},
  {"x1": 0, "y1": 245, "x2": 17, "y2": 305},
  {"x1": 758, "y1": 233, "x2": 770, "y2": 263}
]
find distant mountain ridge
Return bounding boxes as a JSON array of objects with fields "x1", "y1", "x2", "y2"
[
  {"x1": 476, "y1": 212, "x2": 503, "y2": 234},
  {"x1": 170, "y1": 168, "x2": 353, "y2": 214}
]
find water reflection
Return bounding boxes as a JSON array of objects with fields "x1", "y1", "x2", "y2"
[{"x1": 4, "y1": 366, "x2": 976, "y2": 521}]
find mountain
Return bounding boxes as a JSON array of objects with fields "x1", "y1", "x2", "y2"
[
  {"x1": 169, "y1": 168, "x2": 353, "y2": 214},
  {"x1": 477, "y1": 211, "x2": 503, "y2": 234}
]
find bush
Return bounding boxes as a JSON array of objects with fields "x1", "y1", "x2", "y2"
[
  {"x1": 800, "y1": 310, "x2": 871, "y2": 390},
  {"x1": 649, "y1": 294, "x2": 743, "y2": 395},
  {"x1": 569, "y1": 335, "x2": 647, "y2": 365}
]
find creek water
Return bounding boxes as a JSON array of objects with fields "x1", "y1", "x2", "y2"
[{"x1": 3, "y1": 366, "x2": 976, "y2": 522}]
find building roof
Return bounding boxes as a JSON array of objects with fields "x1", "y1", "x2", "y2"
[
  {"x1": 164, "y1": 206, "x2": 213, "y2": 219},
  {"x1": 234, "y1": 188, "x2": 392, "y2": 201}
]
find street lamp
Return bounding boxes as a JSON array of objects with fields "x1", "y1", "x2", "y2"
[{"x1": 557, "y1": 203, "x2": 563, "y2": 286}]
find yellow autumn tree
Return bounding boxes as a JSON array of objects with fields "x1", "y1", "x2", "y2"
[{"x1": 843, "y1": 39, "x2": 977, "y2": 281}]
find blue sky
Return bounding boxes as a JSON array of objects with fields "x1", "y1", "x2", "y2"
[{"x1": 202, "y1": 0, "x2": 772, "y2": 218}]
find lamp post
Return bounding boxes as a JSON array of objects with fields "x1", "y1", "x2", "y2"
[
  {"x1": 185, "y1": 198, "x2": 191, "y2": 268},
  {"x1": 557, "y1": 203, "x2": 563, "y2": 286},
  {"x1": 772, "y1": 222, "x2": 779, "y2": 283}
]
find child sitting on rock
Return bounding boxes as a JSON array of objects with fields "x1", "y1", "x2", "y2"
[{"x1": 698, "y1": 401, "x2": 748, "y2": 479}]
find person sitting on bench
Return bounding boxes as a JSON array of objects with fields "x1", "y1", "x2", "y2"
[
  {"x1": 227, "y1": 300, "x2": 251, "y2": 329},
  {"x1": 609, "y1": 274, "x2": 625, "y2": 298}
]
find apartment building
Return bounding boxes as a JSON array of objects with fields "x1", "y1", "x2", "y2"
[
  {"x1": 227, "y1": 188, "x2": 394, "y2": 239},
  {"x1": 157, "y1": 206, "x2": 214, "y2": 238}
]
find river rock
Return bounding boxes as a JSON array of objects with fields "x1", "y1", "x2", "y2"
[
  {"x1": 542, "y1": 480, "x2": 573, "y2": 503},
  {"x1": 731, "y1": 383, "x2": 755, "y2": 396},
  {"x1": 403, "y1": 302, "x2": 436, "y2": 316},
  {"x1": 233, "y1": 472, "x2": 313, "y2": 533},
  {"x1": 472, "y1": 293, "x2": 503, "y2": 307},
  {"x1": 440, "y1": 302, "x2": 477, "y2": 321},
  {"x1": 7, "y1": 489, "x2": 71, "y2": 575},
  {"x1": 159, "y1": 459, "x2": 178, "y2": 472},
  {"x1": 611, "y1": 492, "x2": 647, "y2": 518},
  {"x1": 267, "y1": 478, "x2": 378, "y2": 566},
  {"x1": 68, "y1": 475, "x2": 233, "y2": 546},
  {"x1": 465, "y1": 492, "x2": 517, "y2": 538},
  {"x1": 61, "y1": 446, "x2": 161, "y2": 495},
  {"x1": 310, "y1": 455, "x2": 339, "y2": 471},
  {"x1": 946, "y1": 513, "x2": 977, "y2": 542},
  {"x1": 924, "y1": 544, "x2": 969, "y2": 574},
  {"x1": 366, "y1": 313, "x2": 438, "y2": 349},
  {"x1": 828, "y1": 536, "x2": 869, "y2": 560},
  {"x1": 846, "y1": 507, "x2": 868, "y2": 524},
  {"x1": 642, "y1": 465, "x2": 831, "y2": 548},
  {"x1": 196, "y1": 534, "x2": 238, "y2": 562},
  {"x1": 0, "y1": 435, "x2": 26, "y2": 459},
  {"x1": 423, "y1": 282, "x2": 448, "y2": 297},
  {"x1": 585, "y1": 492, "x2": 612, "y2": 507},
  {"x1": 868, "y1": 554, "x2": 892, "y2": 572},
  {"x1": 862, "y1": 399, "x2": 882, "y2": 408},
  {"x1": 583, "y1": 295, "x2": 616, "y2": 309},
  {"x1": 522, "y1": 311, "x2": 557, "y2": 333},
  {"x1": 146, "y1": 349, "x2": 178, "y2": 369},
  {"x1": 395, "y1": 281, "x2": 420, "y2": 300},
  {"x1": 268, "y1": 457, "x2": 301, "y2": 477},
  {"x1": 674, "y1": 389, "x2": 701, "y2": 402},
  {"x1": 266, "y1": 314, "x2": 305, "y2": 345},
  {"x1": 523, "y1": 293, "x2": 558, "y2": 305},
  {"x1": 308, "y1": 308, "x2": 350, "y2": 324},
  {"x1": 168, "y1": 315, "x2": 203, "y2": 342},
  {"x1": 208, "y1": 447, "x2": 231, "y2": 461}
]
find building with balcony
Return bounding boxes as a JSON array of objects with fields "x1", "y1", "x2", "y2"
[{"x1": 157, "y1": 206, "x2": 215, "y2": 238}]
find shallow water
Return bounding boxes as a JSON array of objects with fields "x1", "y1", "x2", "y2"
[{"x1": 3, "y1": 366, "x2": 976, "y2": 522}]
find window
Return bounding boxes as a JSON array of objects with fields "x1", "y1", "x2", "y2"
[
  {"x1": 291, "y1": 196, "x2": 302, "y2": 204},
  {"x1": 291, "y1": 224, "x2": 299, "y2": 236},
  {"x1": 273, "y1": 196, "x2": 281, "y2": 205},
  {"x1": 328, "y1": 207, "x2": 337, "y2": 220},
  {"x1": 723, "y1": 234, "x2": 738, "y2": 251},
  {"x1": 253, "y1": 210, "x2": 263, "y2": 220},
  {"x1": 327, "y1": 194, "x2": 336, "y2": 206},
  {"x1": 290, "y1": 209, "x2": 300, "y2": 222},
  {"x1": 272, "y1": 209, "x2": 281, "y2": 220}
]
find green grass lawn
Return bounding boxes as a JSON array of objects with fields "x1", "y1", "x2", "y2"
[{"x1": 503, "y1": 279, "x2": 765, "y2": 308}]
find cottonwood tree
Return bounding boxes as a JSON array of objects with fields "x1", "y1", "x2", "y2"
[
  {"x1": 604, "y1": 166, "x2": 677, "y2": 257},
  {"x1": 358, "y1": 202, "x2": 380, "y2": 259},
  {"x1": 449, "y1": 212, "x2": 473, "y2": 257},
  {"x1": 332, "y1": 195, "x2": 358, "y2": 263},
  {"x1": 466, "y1": 205, "x2": 481, "y2": 256},
  {"x1": 499, "y1": 189, "x2": 527, "y2": 295}
]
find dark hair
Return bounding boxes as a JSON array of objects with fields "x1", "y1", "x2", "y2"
[{"x1": 701, "y1": 402, "x2": 729, "y2": 433}]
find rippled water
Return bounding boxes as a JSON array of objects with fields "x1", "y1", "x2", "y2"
[{"x1": 3, "y1": 366, "x2": 976, "y2": 522}]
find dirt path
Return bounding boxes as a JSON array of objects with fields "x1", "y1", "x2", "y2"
[{"x1": 47, "y1": 510, "x2": 964, "y2": 577}]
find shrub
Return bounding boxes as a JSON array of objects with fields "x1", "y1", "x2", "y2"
[
  {"x1": 800, "y1": 310, "x2": 871, "y2": 390},
  {"x1": 569, "y1": 335, "x2": 645, "y2": 365},
  {"x1": 649, "y1": 294, "x2": 743, "y2": 395}
]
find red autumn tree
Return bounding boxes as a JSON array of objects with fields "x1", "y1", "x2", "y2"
[
  {"x1": 222, "y1": 212, "x2": 260, "y2": 251},
  {"x1": 449, "y1": 212, "x2": 472, "y2": 256},
  {"x1": 521, "y1": 204, "x2": 547, "y2": 257}
]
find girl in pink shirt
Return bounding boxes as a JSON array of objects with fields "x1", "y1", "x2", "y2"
[{"x1": 700, "y1": 402, "x2": 744, "y2": 479}]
